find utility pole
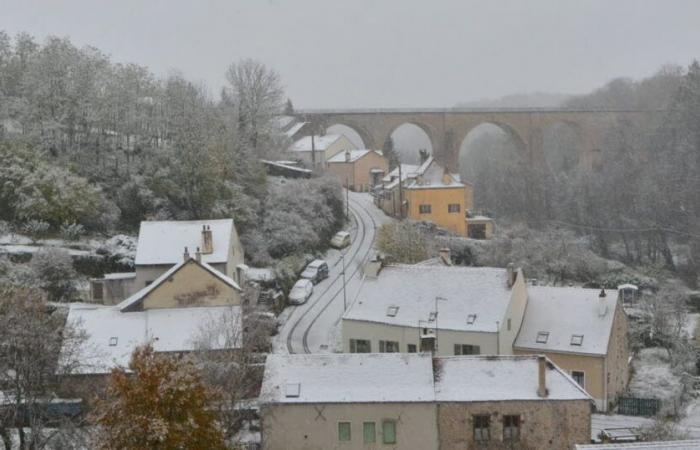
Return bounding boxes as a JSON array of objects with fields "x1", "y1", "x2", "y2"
[
  {"x1": 435, "y1": 296, "x2": 446, "y2": 354},
  {"x1": 342, "y1": 251, "x2": 347, "y2": 311},
  {"x1": 310, "y1": 131, "x2": 316, "y2": 170},
  {"x1": 397, "y1": 163, "x2": 404, "y2": 219},
  {"x1": 346, "y1": 178, "x2": 350, "y2": 219}
]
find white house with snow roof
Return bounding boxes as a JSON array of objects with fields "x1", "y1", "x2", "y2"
[
  {"x1": 514, "y1": 286, "x2": 629, "y2": 411},
  {"x1": 259, "y1": 353, "x2": 592, "y2": 450},
  {"x1": 341, "y1": 263, "x2": 528, "y2": 356},
  {"x1": 91, "y1": 218, "x2": 244, "y2": 304},
  {"x1": 65, "y1": 256, "x2": 243, "y2": 375},
  {"x1": 287, "y1": 134, "x2": 356, "y2": 169}
]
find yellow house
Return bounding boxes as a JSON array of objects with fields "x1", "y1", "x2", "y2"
[
  {"x1": 326, "y1": 149, "x2": 388, "y2": 192},
  {"x1": 376, "y1": 157, "x2": 473, "y2": 236},
  {"x1": 513, "y1": 287, "x2": 629, "y2": 412},
  {"x1": 287, "y1": 134, "x2": 357, "y2": 170}
]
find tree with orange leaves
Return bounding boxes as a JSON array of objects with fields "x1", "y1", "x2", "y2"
[{"x1": 91, "y1": 345, "x2": 226, "y2": 450}]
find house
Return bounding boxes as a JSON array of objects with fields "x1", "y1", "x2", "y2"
[
  {"x1": 287, "y1": 134, "x2": 356, "y2": 170},
  {"x1": 342, "y1": 263, "x2": 528, "y2": 356},
  {"x1": 259, "y1": 353, "x2": 592, "y2": 450},
  {"x1": 375, "y1": 156, "x2": 474, "y2": 236},
  {"x1": 325, "y1": 149, "x2": 388, "y2": 192},
  {"x1": 513, "y1": 286, "x2": 630, "y2": 412},
  {"x1": 576, "y1": 441, "x2": 700, "y2": 450},
  {"x1": 66, "y1": 255, "x2": 243, "y2": 376},
  {"x1": 90, "y1": 218, "x2": 244, "y2": 304},
  {"x1": 467, "y1": 214, "x2": 496, "y2": 239}
]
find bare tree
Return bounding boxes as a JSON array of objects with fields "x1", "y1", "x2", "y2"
[{"x1": 0, "y1": 287, "x2": 86, "y2": 450}]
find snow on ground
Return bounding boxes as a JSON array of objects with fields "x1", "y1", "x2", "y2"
[{"x1": 629, "y1": 347, "x2": 684, "y2": 413}]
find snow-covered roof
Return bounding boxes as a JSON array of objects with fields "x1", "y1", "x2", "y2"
[
  {"x1": 134, "y1": 219, "x2": 234, "y2": 266},
  {"x1": 326, "y1": 149, "x2": 382, "y2": 163},
  {"x1": 618, "y1": 283, "x2": 639, "y2": 290},
  {"x1": 288, "y1": 134, "x2": 345, "y2": 152},
  {"x1": 284, "y1": 121, "x2": 307, "y2": 137},
  {"x1": 246, "y1": 267, "x2": 276, "y2": 283},
  {"x1": 103, "y1": 272, "x2": 136, "y2": 280},
  {"x1": 403, "y1": 157, "x2": 465, "y2": 190},
  {"x1": 514, "y1": 286, "x2": 619, "y2": 356},
  {"x1": 117, "y1": 257, "x2": 241, "y2": 312},
  {"x1": 65, "y1": 304, "x2": 241, "y2": 374},
  {"x1": 434, "y1": 356, "x2": 591, "y2": 402},
  {"x1": 343, "y1": 265, "x2": 513, "y2": 332},
  {"x1": 261, "y1": 354, "x2": 590, "y2": 406},
  {"x1": 274, "y1": 115, "x2": 295, "y2": 130},
  {"x1": 577, "y1": 441, "x2": 700, "y2": 449},
  {"x1": 261, "y1": 353, "x2": 435, "y2": 404}
]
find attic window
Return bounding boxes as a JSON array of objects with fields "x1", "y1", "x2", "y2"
[
  {"x1": 285, "y1": 383, "x2": 300, "y2": 398},
  {"x1": 571, "y1": 334, "x2": 584, "y2": 346},
  {"x1": 108, "y1": 337, "x2": 118, "y2": 347},
  {"x1": 428, "y1": 311, "x2": 437, "y2": 322},
  {"x1": 466, "y1": 314, "x2": 477, "y2": 325},
  {"x1": 386, "y1": 306, "x2": 399, "y2": 317},
  {"x1": 536, "y1": 331, "x2": 549, "y2": 344}
]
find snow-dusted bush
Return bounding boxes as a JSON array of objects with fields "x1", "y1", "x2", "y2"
[
  {"x1": 97, "y1": 234, "x2": 137, "y2": 268},
  {"x1": 22, "y1": 219, "x2": 50, "y2": 242},
  {"x1": 60, "y1": 222, "x2": 85, "y2": 241},
  {"x1": 30, "y1": 247, "x2": 78, "y2": 302}
]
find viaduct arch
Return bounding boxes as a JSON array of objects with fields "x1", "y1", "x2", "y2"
[{"x1": 298, "y1": 108, "x2": 659, "y2": 171}]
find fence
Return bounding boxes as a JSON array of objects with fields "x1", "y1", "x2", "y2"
[{"x1": 617, "y1": 396, "x2": 662, "y2": 416}]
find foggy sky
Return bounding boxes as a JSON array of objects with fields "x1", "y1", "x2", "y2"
[{"x1": 3, "y1": 0, "x2": 700, "y2": 109}]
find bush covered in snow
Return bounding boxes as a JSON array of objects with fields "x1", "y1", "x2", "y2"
[
  {"x1": 59, "y1": 222, "x2": 85, "y2": 241},
  {"x1": 29, "y1": 247, "x2": 78, "y2": 302}
]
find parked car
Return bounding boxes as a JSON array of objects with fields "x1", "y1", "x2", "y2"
[
  {"x1": 330, "y1": 231, "x2": 351, "y2": 249},
  {"x1": 301, "y1": 259, "x2": 329, "y2": 284},
  {"x1": 288, "y1": 279, "x2": 313, "y2": 305}
]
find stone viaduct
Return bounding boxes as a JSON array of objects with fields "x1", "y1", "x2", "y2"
[{"x1": 297, "y1": 108, "x2": 659, "y2": 171}]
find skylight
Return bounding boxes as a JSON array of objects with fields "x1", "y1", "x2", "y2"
[
  {"x1": 285, "y1": 383, "x2": 300, "y2": 398},
  {"x1": 386, "y1": 306, "x2": 399, "y2": 317},
  {"x1": 466, "y1": 314, "x2": 477, "y2": 325},
  {"x1": 109, "y1": 337, "x2": 118, "y2": 347},
  {"x1": 570, "y1": 334, "x2": 584, "y2": 346},
  {"x1": 536, "y1": 331, "x2": 549, "y2": 344}
]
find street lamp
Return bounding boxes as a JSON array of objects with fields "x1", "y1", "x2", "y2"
[{"x1": 342, "y1": 251, "x2": 347, "y2": 311}]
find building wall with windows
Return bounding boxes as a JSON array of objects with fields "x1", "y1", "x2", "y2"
[
  {"x1": 342, "y1": 319, "x2": 500, "y2": 356},
  {"x1": 437, "y1": 399, "x2": 591, "y2": 450},
  {"x1": 606, "y1": 301, "x2": 630, "y2": 408},
  {"x1": 405, "y1": 186, "x2": 468, "y2": 235},
  {"x1": 326, "y1": 150, "x2": 389, "y2": 192},
  {"x1": 261, "y1": 403, "x2": 438, "y2": 450}
]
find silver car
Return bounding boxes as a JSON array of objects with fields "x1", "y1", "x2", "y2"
[{"x1": 288, "y1": 279, "x2": 313, "y2": 305}]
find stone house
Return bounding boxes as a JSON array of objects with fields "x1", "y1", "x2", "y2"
[
  {"x1": 325, "y1": 149, "x2": 388, "y2": 192},
  {"x1": 259, "y1": 353, "x2": 592, "y2": 450},
  {"x1": 342, "y1": 264, "x2": 528, "y2": 356},
  {"x1": 513, "y1": 286, "x2": 630, "y2": 412},
  {"x1": 90, "y1": 218, "x2": 245, "y2": 304},
  {"x1": 287, "y1": 134, "x2": 357, "y2": 170},
  {"x1": 375, "y1": 156, "x2": 474, "y2": 236}
]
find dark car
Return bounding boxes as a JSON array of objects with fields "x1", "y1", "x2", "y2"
[{"x1": 301, "y1": 259, "x2": 329, "y2": 284}]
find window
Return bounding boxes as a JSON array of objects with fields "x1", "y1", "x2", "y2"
[
  {"x1": 145, "y1": 280, "x2": 153, "y2": 286},
  {"x1": 572, "y1": 371, "x2": 585, "y2": 388},
  {"x1": 407, "y1": 344, "x2": 417, "y2": 353},
  {"x1": 108, "y1": 337, "x2": 118, "y2": 347},
  {"x1": 473, "y1": 415, "x2": 490, "y2": 442},
  {"x1": 503, "y1": 415, "x2": 520, "y2": 442},
  {"x1": 349, "y1": 339, "x2": 371, "y2": 353},
  {"x1": 379, "y1": 340, "x2": 399, "y2": 353},
  {"x1": 386, "y1": 306, "x2": 399, "y2": 317},
  {"x1": 363, "y1": 422, "x2": 376, "y2": 443},
  {"x1": 536, "y1": 331, "x2": 549, "y2": 343},
  {"x1": 507, "y1": 318, "x2": 512, "y2": 331},
  {"x1": 382, "y1": 420, "x2": 397, "y2": 444},
  {"x1": 466, "y1": 314, "x2": 477, "y2": 325},
  {"x1": 338, "y1": 422, "x2": 351, "y2": 441},
  {"x1": 448, "y1": 203, "x2": 461, "y2": 213},
  {"x1": 571, "y1": 334, "x2": 584, "y2": 346},
  {"x1": 418, "y1": 204, "x2": 431, "y2": 214},
  {"x1": 454, "y1": 344, "x2": 480, "y2": 355}
]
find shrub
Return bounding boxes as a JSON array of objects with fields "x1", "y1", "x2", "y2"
[
  {"x1": 59, "y1": 222, "x2": 85, "y2": 241},
  {"x1": 30, "y1": 247, "x2": 77, "y2": 302}
]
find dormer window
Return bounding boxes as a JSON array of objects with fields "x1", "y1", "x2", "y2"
[
  {"x1": 109, "y1": 337, "x2": 118, "y2": 347},
  {"x1": 466, "y1": 314, "x2": 477, "y2": 325},
  {"x1": 536, "y1": 331, "x2": 549, "y2": 344},
  {"x1": 570, "y1": 334, "x2": 584, "y2": 346},
  {"x1": 386, "y1": 306, "x2": 399, "y2": 317}
]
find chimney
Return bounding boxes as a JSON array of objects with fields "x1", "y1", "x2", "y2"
[
  {"x1": 201, "y1": 225, "x2": 213, "y2": 254},
  {"x1": 345, "y1": 150, "x2": 351, "y2": 162},
  {"x1": 195, "y1": 246, "x2": 202, "y2": 263},
  {"x1": 438, "y1": 248, "x2": 452, "y2": 266},
  {"x1": 537, "y1": 355, "x2": 548, "y2": 398},
  {"x1": 183, "y1": 246, "x2": 190, "y2": 262},
  {"x1": 506, "y1": 263, "x2": 516, "y2": 288},
  {"x1": 598, "y1": 288, "x2": 608, "y2": 317}
]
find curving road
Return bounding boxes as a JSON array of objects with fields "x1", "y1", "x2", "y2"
[{"x1": 274, "y1": 191, "x2": 389, "y2": 354}]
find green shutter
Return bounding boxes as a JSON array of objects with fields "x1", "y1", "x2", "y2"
[
  {"x1": 338, "y1": 422, "x2": 351, "y2": 441},
  {"x1": 382, "y1": 420, "x2": 397, "y2": 444},
  {"x1": 363, "y1": 422, "x2": 376, "y2": 443}
]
